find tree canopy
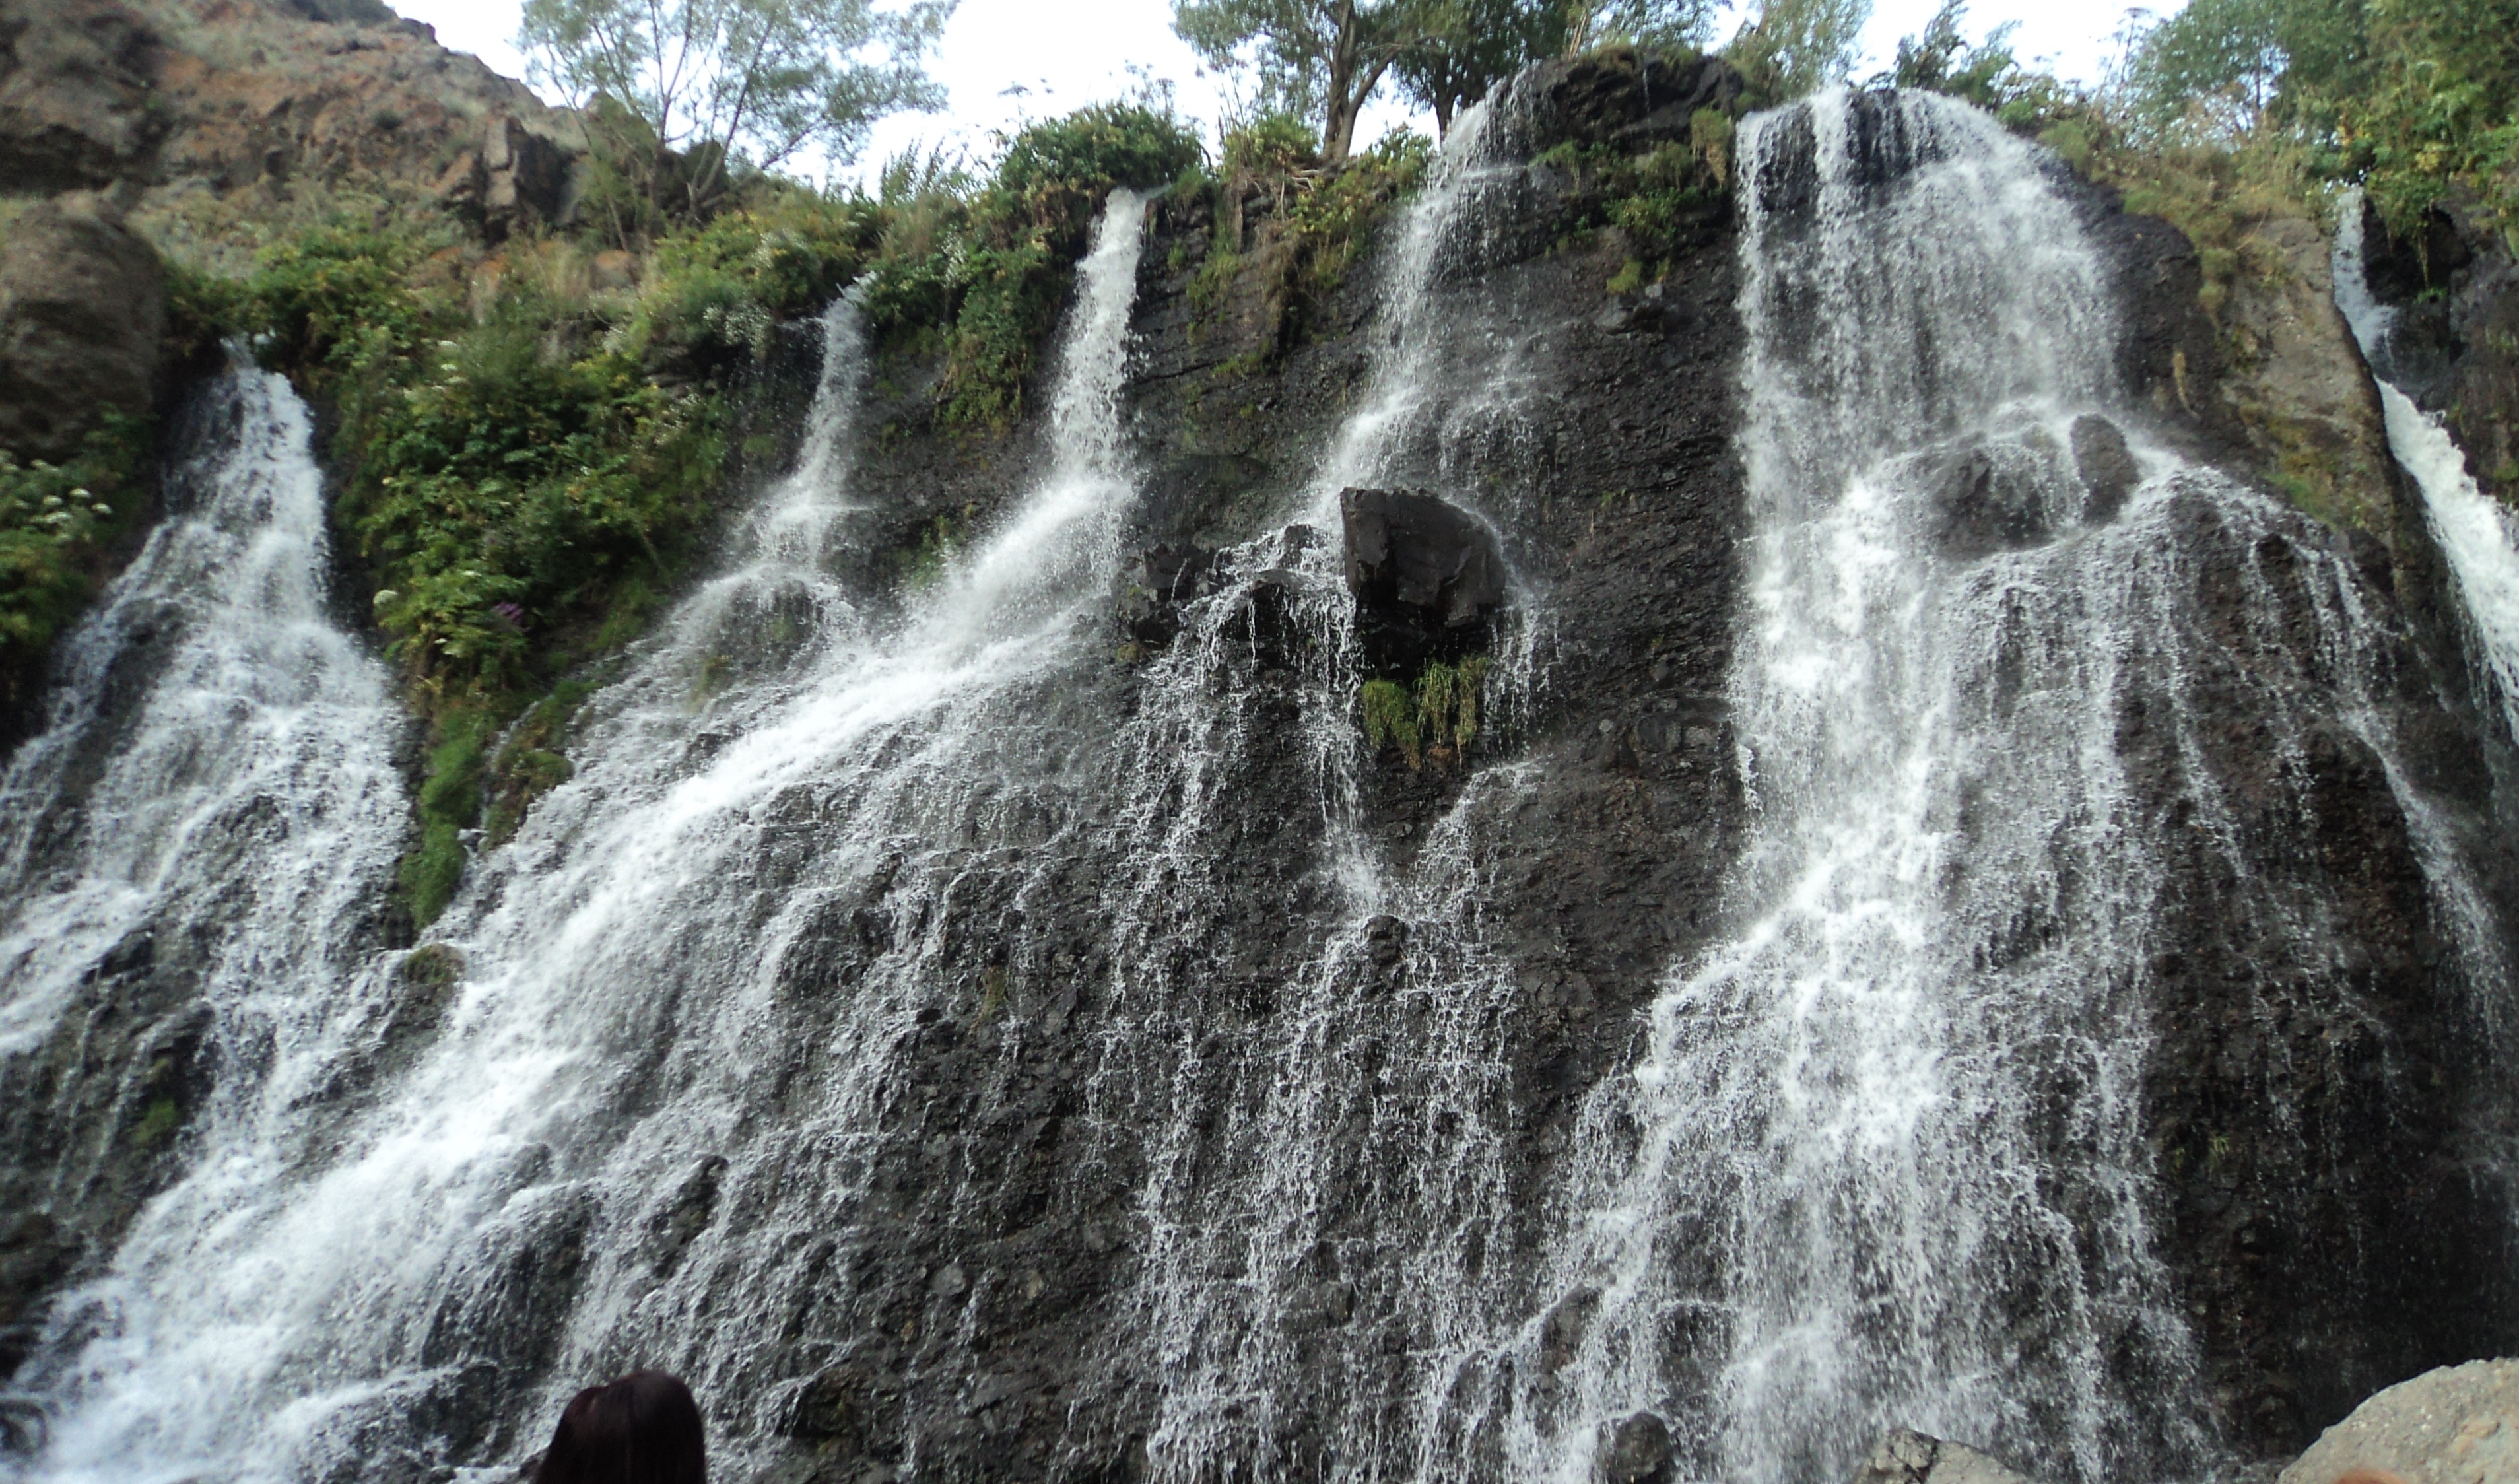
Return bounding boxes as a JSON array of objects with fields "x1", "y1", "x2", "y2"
[{"x1": 520, "y1": 0, "x2": 953, "y2": 229}]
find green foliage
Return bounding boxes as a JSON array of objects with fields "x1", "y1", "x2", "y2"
[
  {"x1": 1223, "y1": 111, "x2": 1324, "y2": 178},
  {"x1": 1536, "y1": 123, "x2": 1728, "y2": 275},
  {"x1": 2117, "y1": 0, "x2": 2519, "y2": 243},
  {"x1": 485, "y1": 679, "x2": 592, "y2": 846},
  {"x1": 1284, "y1": 129, "x2": 1436, "y2": 299},
  {"x1": 853, "y1": 102, "x2": 1202, "y2": 427},
  {"x1": 610, "y1": 189, "x2": 881, "y2": 368},
  {"x1": 0, "y1": 416, "x2": 154, "y2": 710},
  {"x1": 1361, "y1": 656, "x2": 1493, "y2": 768},
  {"x1": 403, "y1": 709, "x2": 489, "y2": 926},
  {"x1": 1360, "y1": 677, "x2": 1421, "y2": 766},
  {"x1": 520, "y1": 0, "x2": 952, "y2": 226},
  {"x1": 1416, "y1": 654, "x2": 1489, "y2": 752},
  {"x1": 1174, "y1": 0, "x2": 1417, "y2": 159},
  {"x1": 1726, "y1": 0, "x2": 1872, "y2": 104},
  {"x1": 997, "y1": 100, "x2": 1209, "y2": 195}
]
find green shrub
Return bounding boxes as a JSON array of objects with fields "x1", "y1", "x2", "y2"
[{"x1": 0, "y1": 415, "x2": 155, "y2": 712}]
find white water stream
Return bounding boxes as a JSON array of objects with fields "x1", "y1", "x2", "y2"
[
  {"x1": 0, "y1": 368, "x2": 407, "y2": 1058},
  {"x1": 8, "y1": 195, "x2": 1149, "y2": 1483},
  {"x1": 2334, "y1": 195, "x2": 2519, "y2": 747}
]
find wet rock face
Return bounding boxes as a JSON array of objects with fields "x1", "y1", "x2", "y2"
[
  {"x1": 2070, "y1": 415, "x2": 2139, "y2": 522},
  {"x1": 2361, "y1": 193, "x2": 2519, "y2": 509},
  {"x1": 1339, "y1": 487, "x2": 1506, "y2": 669},
  {"x1": 0, "y1": 195, "x2": 164, "y2": 461}
]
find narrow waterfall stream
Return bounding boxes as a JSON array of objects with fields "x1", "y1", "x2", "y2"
[
  {"x1": 0, "y1": 368, "x2": 407, "y2": 1056},
  {"x1": 0, "y1": 366, "x2": 411, "y2": 1473},
  {"x1": 2334, "y1": 199, "x2": 2519, "y2": 747},
  {"x1": 9, "y1": 195, "x2": 1149, "y2": 1483}
]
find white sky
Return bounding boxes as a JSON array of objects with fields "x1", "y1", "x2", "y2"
[{"x1": 393, "y1": 0, "x2": 2178, "y2": 187}]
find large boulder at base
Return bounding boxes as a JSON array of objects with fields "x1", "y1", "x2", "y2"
[
  {"x1": 0, "y1": 194, "x2": 164, "y2": 461},
  {"x1": 2279, "y1": 1359, "x2": 2519, "y2": 1484},
  {"x1": 1850, "y1": 1428, "x2": 2041, "y2": 1484},
  {"x1": 1338, "y1": 487, "x2": 1504, "y2": 671}
]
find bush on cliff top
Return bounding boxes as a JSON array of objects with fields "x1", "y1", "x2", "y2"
[{"x1": 152, "y1": 101, "x2": 1200, "y2": 924}]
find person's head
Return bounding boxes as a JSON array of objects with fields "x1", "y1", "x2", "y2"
[{"x1": 533, "y1": 1370, "x2": 706, "y2": 1484}]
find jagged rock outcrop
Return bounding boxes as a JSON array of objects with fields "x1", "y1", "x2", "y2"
[
  {"x1": 1850, "y1": 1429, "x2": 2040, "y2": 1484},
  {"x1": 1339, "y1": 487, "x2": 1505, "y2": 669},
  {"x1": 2279, "y1": 1359, "x2": 2519, "y2": 1484},
  {"x1": 0, "y1": 193, "x2": 165, "y2": 460},
  {"x1": 0, "y1": 0, "x2": 584, "y2": 254}
]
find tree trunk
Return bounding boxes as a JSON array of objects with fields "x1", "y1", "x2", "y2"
[{"x1": 1323, "y1": 0, "x2": 1360, "y2": 162}]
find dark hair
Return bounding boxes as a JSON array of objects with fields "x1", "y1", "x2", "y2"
[{"x1": 533, "y1": 1370, "x2": 706, "y2": 1484}]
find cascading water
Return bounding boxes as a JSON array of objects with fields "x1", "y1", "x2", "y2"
[
  {"x1": 1390, "y1": 89, "x2": 2502, "y2": 1484},
  {"x1": 6, "y1": 196, "x2": 1151, "y2": 1482},
  {"x1": 0, "y1": 364, "x2": 410, "y2": 1471},
  {"x1": 2335, "y1": 198, "x2": 2519, "y2": 748},
  {"x1": 1088, "y1": 96, "x2": 1586, "y2": 1480},
  {"x1": 0, "y1": 367, "x2": 407, "y2": 1055},
  {"x1": 5, "y1": 78, "x2": 2507, "y2": 1484}
]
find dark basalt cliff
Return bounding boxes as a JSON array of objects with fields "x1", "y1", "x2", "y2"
[{"x1": 3, "y1": 17, "x2": 2518, "y2": 1484}]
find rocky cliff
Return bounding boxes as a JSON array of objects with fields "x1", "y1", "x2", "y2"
[{"x1": 0, "y1": 15, "x2": 2517, "y2": 1484}]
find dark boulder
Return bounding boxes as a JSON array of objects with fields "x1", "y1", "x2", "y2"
[
  {"x1": 0, "y1": 193, "x2": 165, "y2": 461},
  {"x1": 1339, "y1": 487, "x2": 1504, "y2": 671},
  {"x1": 1598, "y1": 1410, "x2": 1675, "y2": 1484},
  {"x1": 1930, "y1": 441, "x2": 2054, "y2": 560},
  {"x1": 1118, "y1": 541, "x2": 1222, "y2": 646},
  {"x1": 2070, "y1": 414, "x2": 2139, "y2": 523}
]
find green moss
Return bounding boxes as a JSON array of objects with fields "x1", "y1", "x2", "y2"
[
  {"x1": 1360, "y1": 678, "x2": 1421, "y2": 767},
  {"x1": 1361, "y1": 656, "x2": 1493, "y2": 769},
  {"x1": 129, "y1": 1097, "x2": 182, "y2": 1151},
  {"x1": 483, "y1": 680, "x2": 591, "y2": 847},
  {"x1": 399, "y1": 710, "x2": 490, "y2": 926}
]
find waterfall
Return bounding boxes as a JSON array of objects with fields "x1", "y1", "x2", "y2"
[
  {"x1": 0, "y1": 367, "x2": 406, "y2": 1055},
  {"x1": 0, "y1": 366, "x2": 409, "y2": 1473},
  {"x1": 1436, "y1": 89, "x2": 2489, "y2": 1484},
  {"x1": 2335, "y1": 198, "x2": 2519, "y2": 747},
  {"x1": 6, "y1": 194, "x2": 1152, "y2": 1482}
]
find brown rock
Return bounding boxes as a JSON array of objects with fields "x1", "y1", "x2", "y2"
[
  {"x1": 2216, "y1": 213, "x2": 2402, "y2": 535},
  {"x1": 0, "y1": 0, "x2": 164, "y2": 191},
  {"x1": 2279, "y1": 1359, "x2": 2519, "y2": 1484},
  {"x1": 0, "y1": 193, "x2": 164, "y2": 459}
]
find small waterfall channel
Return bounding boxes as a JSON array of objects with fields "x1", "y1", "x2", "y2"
[{"x1": 2334, "y1": 199, "x2": 2519, "y2": 748}]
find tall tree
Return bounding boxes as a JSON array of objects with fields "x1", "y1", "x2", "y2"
[
  {"x1": 1392, "y1": 0, "x2": 1559, "y2": 135},
  {"x1": 1726, "y1": 0, "x2": 1871, "y2": 100},
  {"x1": 1557, "y1": 0, "x2": 1718, "y2": 55},
  {"x1": 1174, "y1": 0, "x2": 1418, "y2": 161},
  {"x1": 520, "y1": 0, "x2": 953, "y2": 227}
]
